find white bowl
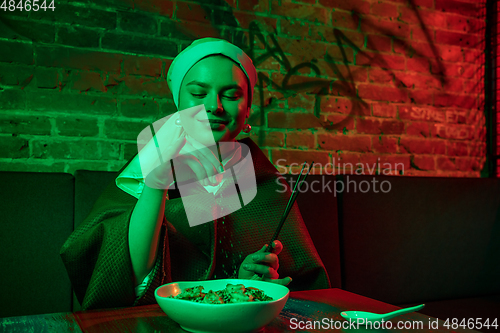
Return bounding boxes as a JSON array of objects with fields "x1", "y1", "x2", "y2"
[{"x1": 155, "y1": 279, "x2": 289, "y2": 333}]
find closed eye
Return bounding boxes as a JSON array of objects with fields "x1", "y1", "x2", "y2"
[
  {"x1": 223, "y1": 95, "x2": 241, "y2": 100},
  {"x1": 191, "y1": 93, "x2": 206, "y2": 98},
  {"x1": 191, "y1": 93, "x2": 240, "y2": 100}
]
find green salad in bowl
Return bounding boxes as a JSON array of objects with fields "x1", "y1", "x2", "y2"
[{"x1": 155, "y1": 279, "x2": 289, "y2": 333}]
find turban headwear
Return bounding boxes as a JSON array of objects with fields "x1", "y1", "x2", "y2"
[{"x1": 166, "y1": 38, "x2": 257, "y2": 108}]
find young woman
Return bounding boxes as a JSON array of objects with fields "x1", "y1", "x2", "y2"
[{"x1": 60, "y1": 38, "x2": 330, "y2": 310}]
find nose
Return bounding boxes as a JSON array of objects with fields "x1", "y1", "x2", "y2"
[{"x1": 206, "y1": 94, "x2": 223, "y2": 114}]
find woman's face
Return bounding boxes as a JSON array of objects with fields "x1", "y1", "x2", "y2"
[{"x1": 177, "y1": 55, "x2": 250, "y2": 145}]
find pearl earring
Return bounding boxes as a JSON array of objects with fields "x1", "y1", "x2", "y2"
[
  {"x1": 175, "y1": 118, "x2": 182, "y2": 127},
  {"x1": 242, "y1": 123, "x2": 251, "y2": 133}
]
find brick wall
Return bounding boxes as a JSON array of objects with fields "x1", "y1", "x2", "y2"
[{"x1": 0, "y1": 0, "x2": 487, "y2": 176}]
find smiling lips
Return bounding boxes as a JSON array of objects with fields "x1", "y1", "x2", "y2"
[{"x1": 197, "y1": 118, "x2": 228, "y2": 131}]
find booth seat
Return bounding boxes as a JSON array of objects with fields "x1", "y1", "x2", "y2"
[{"x1": 1, "y1": 171, "x2": 499, "y2": 324}]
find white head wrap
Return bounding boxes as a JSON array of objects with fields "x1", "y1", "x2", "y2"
[{"x1": 167, "y1": 38, "x2": 257, "y2": 108}]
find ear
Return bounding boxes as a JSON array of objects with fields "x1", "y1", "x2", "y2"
[{"x1": 246, "y1": 106, "x2": 251, "y2": 119}]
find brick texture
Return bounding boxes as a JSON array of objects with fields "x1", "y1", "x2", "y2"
[{"x1": 0, "y1": 0, "x2": 488, "y2": 177}]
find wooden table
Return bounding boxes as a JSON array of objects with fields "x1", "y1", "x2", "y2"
[{"x1": 0, "y1": 288, "x2": 480, "y2": 332}]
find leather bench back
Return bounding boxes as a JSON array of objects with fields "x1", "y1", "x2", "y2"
[
  {"x1": 74, "y1": 170, "x2": 119, "y2": 229},
  {"x1": 338, "y1": 175, "x2": 500, "y2": 304},
  {"x1": 0, "y1": 172, "x2": 74, "y2": 317},
  {"x1": 2, "y1": 170, "x2": 498, "y2": 316}
]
